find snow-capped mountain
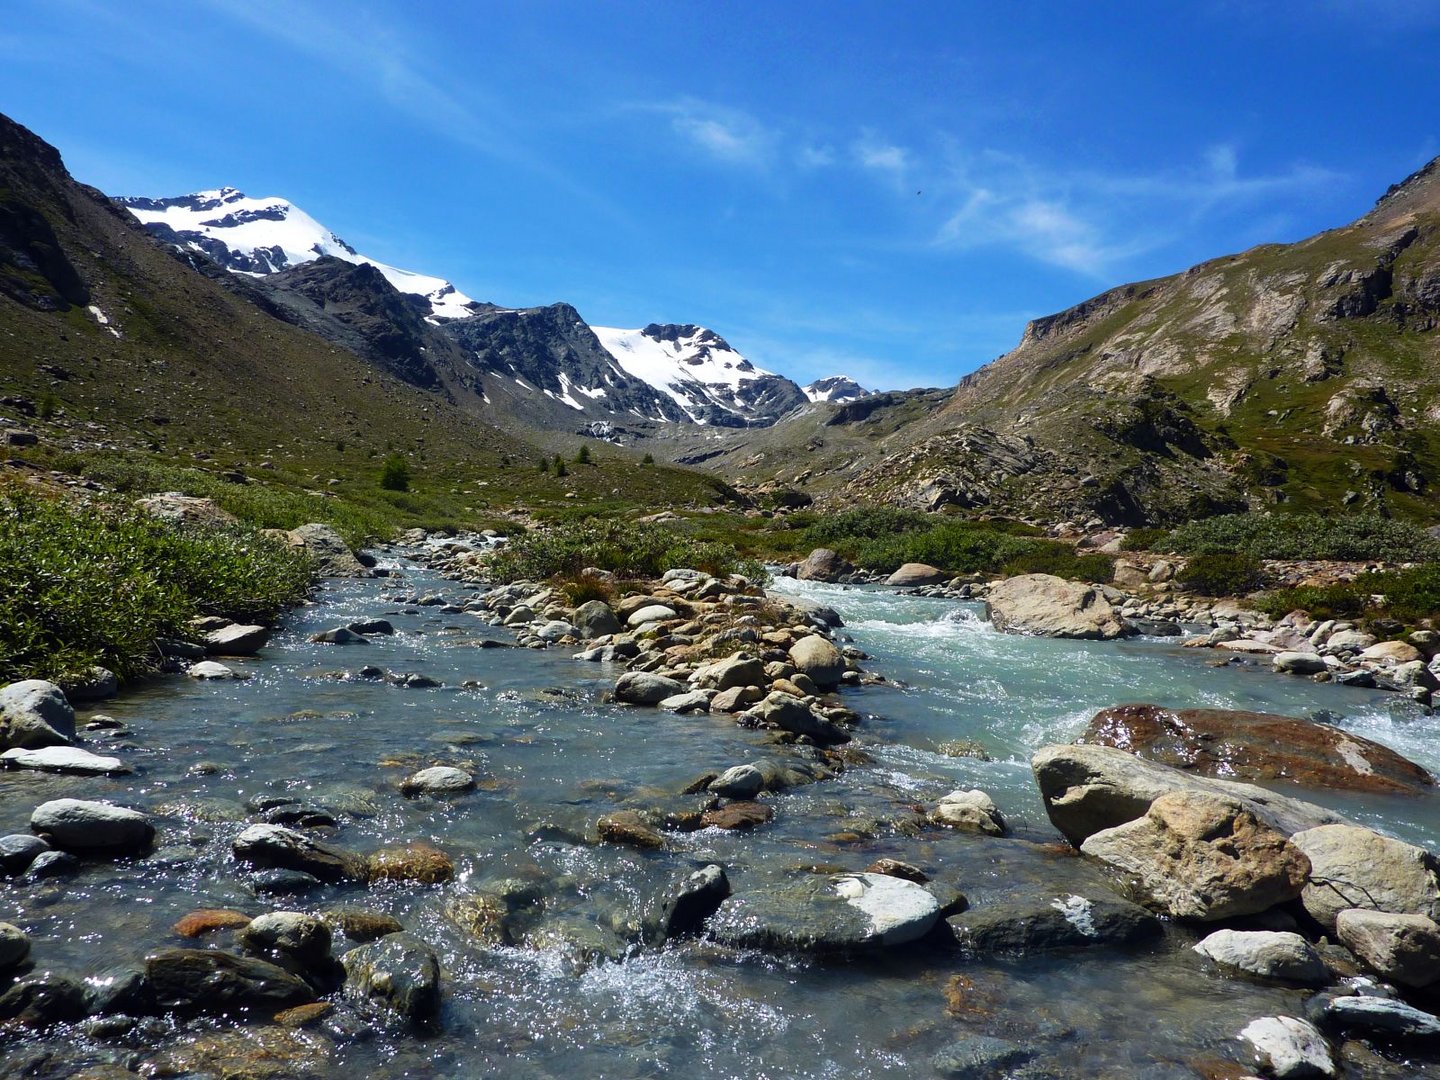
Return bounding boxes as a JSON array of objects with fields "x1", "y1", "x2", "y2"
[
  {"x1": 803, "y1": 375, "x2": 871, "y2": 403},
  {"x1": 592, "y1": 323, "x2": 807, "y2": 426},
  {"x1": 118, "y1": 188, "x2": 478, "y2": 321}
]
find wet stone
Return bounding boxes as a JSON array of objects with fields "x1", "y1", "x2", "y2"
[
  {"x1": 341, "y1": 932, "x2": 442, "y2": 1029},
  {"x1": 146, "y1": 948, "x2": 315, "y2": 1014},
  {"x1": 948, "y1": 893, "x2": 1160, "y2": 954}
]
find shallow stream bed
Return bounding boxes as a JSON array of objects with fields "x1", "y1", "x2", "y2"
[{"x1": 3, "y1": 562, "x2": 1439, "y2": 1078}]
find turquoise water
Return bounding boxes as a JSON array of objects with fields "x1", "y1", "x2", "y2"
[{"x1": 0, "y1": 561, "x2": 1435, "y2": 1078}]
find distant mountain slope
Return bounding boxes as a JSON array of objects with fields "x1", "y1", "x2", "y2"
[
  {"x1": 803, "y1": 375, "x2": 870, "y2": 403},
  {"x1": 848, "y1": 156, "x2": 1440, "y2": 524},
  {"x1": 118, "y1": 187, "x2": 479, "y2": 320},
  {"x1": 593, "y1": 323, "x2": 807, "y2": 426}
]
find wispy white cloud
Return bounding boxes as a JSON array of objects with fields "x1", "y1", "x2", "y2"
[
  {"x1": 932, "y1": 145, "x2": 1341, "y2": 276},
  {"x1": 652, "y1": 99, "x2": 778, "y2": 166},
  {"x1": 853, "y1": 133, "x2": 910, "y2": 175},
  {"x1": 796, "y1": 144, "x2": 837, "y2": 168}
]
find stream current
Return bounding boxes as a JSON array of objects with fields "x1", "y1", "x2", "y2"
[{"x1": 3, "y1": 559, "x2": 1439, "y2": 1078}]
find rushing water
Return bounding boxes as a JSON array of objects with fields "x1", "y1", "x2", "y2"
[{"x1": 3, "y1": 561, "x2": 1439, "y2": 1078}]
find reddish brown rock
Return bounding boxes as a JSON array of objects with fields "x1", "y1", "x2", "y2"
[
  {"x1": 365, "y1": 841, "x2": 455, "y2": 885},
  {"x1": 172, "y1": 909, "x2": 252, "y2": 938},
  {"x1": 1083, "y1": 703, "x2": 1433, "y2": 796},
  {"x1": 701, "y1": 801, "x2": 774, "y2": 830},
  {"x1": 596, "y1": 811, "x2": 664, "y2": 849}
]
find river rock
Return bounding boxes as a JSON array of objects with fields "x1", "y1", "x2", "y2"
[
  {"x1": 885, "y1": 562, "x2": 947, "y2": 587},
  {"x1": 614, "y1": 671, "x2": 688, "y2": 705},
  {"x1": 929, "y1": 789, "x2": 1008, "y2": 836},
  {"x1": 1239, "y1": 1015, "x2": 1335, "y2": 1079},
  {"x1": 596, "y1": 811, "x2": 664, "y2": 849},
  {"x1": 710, "y1": 872, "x2": 940, "y2": 953},
  {"x1": 787, "y1": 635, "x2": 846, "y2": 689},
  {"x1": 571, "y1": 600, "x2": 621, "y2": 638},
  {"x1": 311, "y1": 626, "x2": 369, "y2": 645},
  {"x1": 1193, "y1": 929, "x2": 1328, "y2": 985},
  {"x1": 1359, "y1": 640, "x2": 1424, "y2": 665},
  {"x1": 232, "y1": 824, "x2": 364, "y2": 882},
  {"x1": 1081, "y1": 704, "x2": 1434, "y2": 796},
  {"x1": 627, "y1": 604, "x2": 677, "y2": 628},
  {"x1": 366, "y1": 841, "x2": 455, "y2": 884},
  {"x1": 187, "y1": 660, "x2": 244, "y2": 679},
  {"x1": 341, "y1": 932, "x2": 441, "y2": 1027},
  {"x1": 62, "y1": 665, "x2": 118, "y2": 702},
  {"x1": 1274, "y1": 652, "x2": 1328, "y2": 675},
  {"x1": 796, "y1": 548, "x2": 852, "y2": 582},
  {"x1": 204, "y1": 623, "x2": 270, "y2": 655},
  {"x1": 659, "y1": 690, "x2": 713, "y2": 713},
  {"x1": 647, "y1": 863, "x2": 731, "y2": 944},
  {"x1": 0, "y1": 834, "x2": 49, "y2": 875},
  {"x1": 173, "y1": 909, "x2": 252, "y2": 937},
  {"x1": 1288, "y1": 824, "x2": 1440, "y2": 929},
  {"x1": 1334, "y1": 909, "x2": 1440, "y2": 988},
  {"x1": 1, "y1": 745, "x2": 129, "y2": 775},
  {"x1": 0, "y1": 971, "x2": 88, "y2": 1025},
  {"x1": 691, "y1": 652, "x2": 767, "y2": 691},
  {"x1": 1080, "y1": 791, "x2": 1310, "y2": 920},
  {"x1": 710, "y1": 764, "x2": 765, "y2": 800},
  {"x1": 0, "y1": 922, "x2": 30, "y2": 969},
  {"x1": 985, "y1": 573, "x2": 1129, "y2": 640},
  {"x1": 535, "y1": 620, "x2": 577, "y2": 642},
  {"x1": 399, "y1": 766, "x2": 474, "y2": 796},
  {"x1": 1313, "y1": 993, "x2": 1440, "y2": 1038},
  {"x1": 31, "y1": 798, "x2": 153, "y2": 853},
  {"x1": 700, "y1": 801, "x2": 773, "y2": 830},
  {"x1": 146, "y1": 948, "x2": 314, "y2": 1013},
  {"x1": 321, "y1": 906, "x2": 405, "y2": 943},
  {"x1": 750, "y1": 692, "x2": 850, "y2": 744},
  {"x1": 288, "y1": 522, "x2": 369, "y2": 577},
  {"x1": 239, "y1": 912, "x2": 334, "y2": 967},
  {"x1": 948, "y1": 893, "x2": 1159, "y2": 954},
  {"x1": 931, "y1": 1035, "x2": 1035, "y2": 1079},
  {"x1": 710, "y1": 685, "x2": 765, "y2": 712},
  {"x1": 0, "y1": 679, "x2": 75, "y2": 749},
  {"x1": 1031, "y1": 743, "x2": 1350, "y2": 846}
]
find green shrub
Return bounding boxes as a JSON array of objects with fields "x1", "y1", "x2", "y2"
[
  {"x1": 1176, "y1": 553, "x2": 1268, "y2": 596},
  {"x1": 575, "y1": 446, "x2": 591, "y2": 465},
  {"x1": 1002, "y1": 546, "x2": 1115, "y2": 582},
  {"x1": 641, "y1": 452, "x2": 654, "y2": 465},
  {"x1": 1120, "y1": 527, "x2": 1170, "y2": 552},
  {"x1": 554, "y1": 571, "x2": 615, "y2": 606},
  {"x1": 1164, "y1": 512, "x2": 1438, "y2": 562},
  {"x1": 554, "y1": 455, "x2": 568, "y2": 478},
  {"x1": 489, "y1": 520, "x2": 751, "y2": 583},
  {"x1": 379, "y1": 454, "x2": 410, "y2": 492},
  {"x1": 1253, "y1": 582, "x2": 1370, "y2": 621},
  {"x1": 0, "y1": 493, "x2": 313, "y2": 683}
]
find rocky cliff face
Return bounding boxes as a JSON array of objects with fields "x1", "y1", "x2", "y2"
[{"x1": 851, "y1": 155, "x2": 1440, "y2": 524}]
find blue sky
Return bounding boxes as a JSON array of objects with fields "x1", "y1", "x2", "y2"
[{"x1": 4, "y1": 2, "x2": 1438, "y2": 389}]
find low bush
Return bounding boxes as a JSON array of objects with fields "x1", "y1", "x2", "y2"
[
  {"x1": 488, "y1": 520, "x2": 760, "y2": 584},
  {"x1": 1175, "y1": 553, "x2": 1268, "y2": 596},
  {"x1": 1001, "y1": 546, "x2": 1115, "y2": 582},
  {"x1": 1120, "y1": 527, "x2": 1169, "y2": 552},
  {"x1": 554, "y1": 572, "x2": 615, "y2": 606},
  {"x1": 0, "y1": 493, "x2": 313, "y2": 683},
  {"x1": 379, "y1": 454, "x2": 410, "y2": 492},
  {"x1": 1163, "y1": 512, "x2": 1439, "y2": 562}
]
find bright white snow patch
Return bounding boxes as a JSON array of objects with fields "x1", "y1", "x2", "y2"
[
  {"x1": 124, "y1": 188, "x2": 476, "y2": 320},
  {"x1": 592, "y1": 325, "x2": 778, "y2": 422},
  {"x1": 87, "y1": 305, "x2": 120, "y2": 337}
]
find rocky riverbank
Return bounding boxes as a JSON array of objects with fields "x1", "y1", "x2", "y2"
[{"x1": 1, "y1": 530, "x2": 1438, "y2": 1078}]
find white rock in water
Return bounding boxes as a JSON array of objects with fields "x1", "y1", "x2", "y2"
[
  {"x1": 1, "y1": 746, "x2": 129, "y2": 775},
  {"x1": 187, "y1": 661, "x2": 245, "y2": 680},
  {"x1": 831, "y1": 872, "x2": 941, "y2": 946},
  {"x1": 1194, "y1": 929, "x2": 1327, "y2": 984},
  {"x1": 1239, "y1": 1015, "x2": 1335, "y2": 1078}
]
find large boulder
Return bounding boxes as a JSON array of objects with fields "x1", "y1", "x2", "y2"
[
  {"x1": 795, "y1": 548, "x2": 852, "y2": 582},
  {"x1": 1079, "y1": 791, "x2": 1311, "y2": 921},
  {"x1": 146, "y1": 948, "x2": 315, "y2": 1013},
  {"x1": 948, "y1": 893, "x2": 1160, "y2": 954},
  {"x1": 570, "y1": 600, "x2": 621, "y2": 639},
  {"x1": 1081, "y1": 704, "x2": 1434, "y2": 796},
  {"x1": 2, "y1": 746, "x2": 128, "y2": 775},
  {"x1": 1192, "y1": 929, "x2": 1328, "y2": 985},
  {"x1": 232, "y1": 824, "x2": 365, "y2": 882},
  {"x1": 929, "y1": 789, "x2": 1008, "y2": 836},
  {"x1": 204, "y1": 624, "x2": 270, "y2": 656},
  {"x1": 645, "y1": 864, "x2": 731, "y2": 944},
  {"x1": 750, "y1": 692, "x2": 850, "y2": 744},
  {"x1": 1031, "y1": 743, "x2": 1349, "y2": 846},
  {"x1": 1335, "y1": 909, "x2": 1440, "y2": 988},
  {"x1": 0, "y1": 680, "x2": 75, "y2": 750},
  {"x1": 1238, "y1": 1016, "x2": 1335, "y2": 1080},
  {"x1": 708, "y1": 872, "x2": 940, "y2": 952},
  {"x1": 341, "y1": 932, "x2": 441, "y2": 1028},
  {"x1": 690, "y1": 653, "x2": 767, "y2": 691},
  {"x1": 985, "y1": 574, "x2": 1129, "y2": 640},
  {"x1": 885, "y1": 563, "x2": 947, "y2": 587},
  {"x1": 31, "y1": 798, "x2": 153, "y2": 853},
  {"x1": 1288, "y1": 824, "x2": 1440, "y2": 930},
  {"x1": 287, "y1": 523, "x2": 368, "y2": 577},
  {"x1": 136, "y1": 492, "x2": 239, "y2": 527},
  {"x1": 614, "y1": 672, "x2": 688, "y2": 705},
  {"x1": 787, "y1": 635, "x2": 846, "y2": 689}
]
